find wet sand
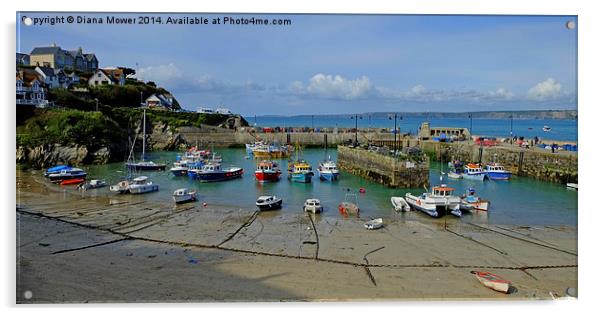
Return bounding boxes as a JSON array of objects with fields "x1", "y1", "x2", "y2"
[{"x1": 16, "y1": 170, "x2": 577, "y2": 303}]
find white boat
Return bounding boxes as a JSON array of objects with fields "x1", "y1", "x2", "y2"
[
  {"x1": 543, "y1": 125, "x2": 552, "y2": 132},
  {"x1": 471, "y1": 271, "x2": 511, "y2": 293},
  {"x1": 256, "y1": 195, "x2": 283, "y2": 211},
  {"x1": 125, "y1": 109, "x2": 166, "y2": 171},
  {"x1": 317, "y1": 157, "x2": 340, "y2": 181},
  {"x1": 78, "y1": 179, "x2": 107, "y2": 191},
  {"x1": 173, "y1": 188, "x2": 197, "y2": 204},
  {"x1": 109, "y1": 180, "x2": 131, "y2": 193},
  {"x1": 127, "y1": 176, "x2": 159, "y2": 194},
  {"x1": 364, "y1": 218, "x2": 383, "y2": 230},
  {"x1": 566, "y1": 183, "x2": 578, "y2": 190},
  {"x1": 460, "y1": 188, "x2": 490, "y2": 212},
  {"x1": 404, "y1": 185, "x2": 462, "y2": 218},
  {"x1": 303, "y1": 198, "x2": 323, "y2": 214},
  {"x1": 447, "y1": 171, "x2": 463, "y2": 179},
  {"x1": 463, "y1": 163, "x2": 486, "y2": 181},
  {"x1": 391, "y1": 196, "x2": 410, "y2": 212}
]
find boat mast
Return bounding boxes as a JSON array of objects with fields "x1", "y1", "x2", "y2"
[{"x1": 142, "y1": 108, "x2": 146, "y2": 162}]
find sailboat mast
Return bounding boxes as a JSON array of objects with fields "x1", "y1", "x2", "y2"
[{"x1": 142, "y1": 108, "x2": 146, "y2": 162}]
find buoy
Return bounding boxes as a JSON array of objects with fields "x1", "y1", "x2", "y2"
[
  {"x1": 203, "y1": 202, "x2": 207, "y2": 207},
  {"x1": 359, "y1": 188, "x2": 366, "y2": 193}
]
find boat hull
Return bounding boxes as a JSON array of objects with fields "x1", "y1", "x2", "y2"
[
  {"x1": 486, "y1": 171, "x2": 512, "y2": 180},
  {"x1": 404, "y1": 194, "x2": 461, "y2": 218},
  {"x1": 194, "y1": 168, "x2": 244, "y2": 182},
  {"x1": 170, "y1": 167, "x2": 189, "y2": 176},
  {"x1": 173, "y1": 194, "x2": 196, "y2": 204},
  {"x1": 60, "y1": 178, "x2": 85, "y2": 185},
  {"x1": 255, "y1": 170, "x2": 281, "y2": 182},
  {"x1": 391, "y1": 197, "x2": 410, "y2": 212},
  {"x1": 126, "y1": 163, "x2": 166, "y2": 171},
  {"x1": 463, "y1": 173, "x2": 486, "y2": 181},
  {"x1": 49, "y1": 173, "x2": 87, "y2": 182},
  {"x1": 318, "y1": 171, "x2": 339, "y2": 181},
  {"x1": 128, "y1": 184, "x2": 159, "y2": 194},
  {"x1": 289, "y1": 172, "x2": 313, "y2": 183},
  {"x1": 257, "y1": 199, "x2": 282, "y2": 211}
]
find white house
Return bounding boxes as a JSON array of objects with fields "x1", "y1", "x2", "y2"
[
  {"x1": 16, "y1": 70, "x2": 48, "y2": 107},
  {"x1": 145, "y1": 93, "x2": 175, "y2": 110},
  {"x1": 34, "y1": 66, "x2": 60, "y2": 88},
  {"x1": 88, "y1": 69, "x2": 125, "y2": 87}
]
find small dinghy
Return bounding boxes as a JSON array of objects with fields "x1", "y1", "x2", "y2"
[
  {"x1": 256, "y1": 195, "x2": 283, "y2": 211},
  {"x1": 364, "y1": 218, "x2": 383, "y2": 230},
  {"x1": 78, "y1": 179, "x2": 107, "y2": 191},
  {"x1": 471, "y1": 271, "x2": 511, "y2": 293},
  {"x1": 303, "y1": 198, "x2": 323, "y2": 214},
  {"x1": 391, "y1": 196, "x2": 410, "y2": 212},
  {"x1": 60, "y1": 178, "x2": 85, "y2": 185},
  {"x1": 447, "y1": 171, "x2": 463, "y2": 179},
  {"x1": 566, "y1": 183, "x2": 578, "y2": 190},
  {"x1": 173, "y1": 188, "x2": 197, "y2": 204}
]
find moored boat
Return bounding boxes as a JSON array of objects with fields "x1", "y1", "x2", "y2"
[
  {"x1": 48, "y1": 168, "x2": 87, "y2": 183},
  {"x1": 288, "y1": 160, "x2": 314, "y2": 183},
  {"x1": 404, "y1": 185, "x2": 462, "y2": 218},
  {"x1": 78, "y1": 179, "x2": 107, "y2": 191},
  {"x1": 364, "y1": 218, "x2": 383, "y2": 230},
  {"x1": 391, "y1": 196, "x2": 410, "y2": 212},
  {"x1": 256, "y1": 195, "x2": 283, "y2": 211},
  {"x1": 254, "y1": 160, "x2": 281, "y2": 182},
  {"x1": 44, "y1": 165, "x2": 72, "y2": 177},
  {"x1": 109, "y1": 180, "x2": 131, "y2": 194},
  {"x1": 471, "y1": 271, "x2": 511, "y2": 293},
  {"x1": 463, "y1": 163, "x2": 486, "y2": 181},
  {"x1": 460, "y1": 188, "x2": 490, "y2": 212},
  {"x1": 485, "y1": 163, "x2": 512, "y2": 180},
  {"x1": 303, "y1": 198, "x2": 323, "y2": 214},
  {"x1": 190, "y1": 162, "x2": 244, "y2": 182},
  {"x1": 173, "y1": 188, "x2": 197, "y2": 204},
  {"x1": 448, "y1": 171, "x2": 463, "y2": 179},
  {"x1": 127, "y1": 176, "x2": 159, "y2": 194},
  {"x1": 317, "y1": 157, "x2": 340, "y2": 181},
  {"x1": 543, "y1": 125, "x2": 552, "y2": 132},
  {"x1": 60, "y1": 178, "x2": 85, "y2": 185},
  {"x1": 125, "y1": 109, "x2": 166, "y2": 171},
  {"x1": 566, "y1": 183, "x2": 578, "y2": 190}
]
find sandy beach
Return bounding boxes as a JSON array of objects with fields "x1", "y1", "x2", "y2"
[{"x1": 16, "y1": 170, "x2": 577, "y2": 303}]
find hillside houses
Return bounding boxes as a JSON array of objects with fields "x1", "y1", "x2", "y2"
[
  {"x1": 16, "y1": 69, "x2": 47, "y2": 107},
  {"x1": 88, "y1": 68, "x2": 126, "y2": 87},
  {"x1": 28, "y1": 44, "x2": 98, "y2": 72},
  {"x1": 145, "y1": 93, "x2": 177, "y2": 110}
]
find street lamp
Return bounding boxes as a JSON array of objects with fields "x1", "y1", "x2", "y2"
[
  {"x1": 140, "y1": 91, "x2": 144, "y2": 107},
  {"x1": 510, "y1": 114, "x2": 514, "y2": 144},
  {"x1": 389, "y1": 113, "x2": 403, "y2": 154},
  {"x1": 350, "y1": 114, "x2": 362, "y2": 146},
  {"x1": 468, "y1": 114, "x2": 473, "y2": 135}
]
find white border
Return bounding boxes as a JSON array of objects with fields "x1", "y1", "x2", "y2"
[{"x1": 3, "y1": 1, "x2": 599, "y2": 316}]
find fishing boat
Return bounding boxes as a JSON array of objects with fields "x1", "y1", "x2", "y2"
[
  {"x1": 251, "y1": 143, "x2": 291, "y2": 159},
  {"x1": 170, "y1": 161, "x2": 190, "y2": 177},
  {"x1": 288, "y1": 160, "x2": 314, "y2": 183},
  {"x1": 317, "y1": 157, "x2": 340, "y2": 181},
  {"x1": 48, "y1": 168, "x2": 87, "y2": 183},
  {"x1": 364, "y1": 218, "x2": 383, "y2": 230},
  {"x1": 60, "y1": 178, "x2": 85, "y2": 185},
  {"x1": 172, "y1": 188, "x2": 197, "y2": 204},
  {"x1": 460, "y1": 188, "x2": 490, "y2": 212},
  {"x1": 303, "y1": 198, "x2": 323, "y2": 214},
  {"x1": 190, "y1": 162, "x2": 244, "y2": 182},
  {"x1": 543, "y1": 125, "x2": 552, "y2": 132},
  {"x1": 254, "y1": 160, "x2": 281, "y2": 182},
  {"x1": 391, "y1": 196, "x2": 410, "y2": 212},
  {"x1": 256, "y1": 195, "x2": 283, "y2": 211},
  {"x1": 471, "y1": 271, "x2": 511, "y2": 293},
  {"x1": 485, "y1": 163, "x2": 512, "y2": 180},
  {"x1": 44, "y1": 165, "x2": 72, "y2": 177},
  {"x1": 109, "y1": 179, "x2": 131, "y2": 194},
  {"x1": 404, "y1": 185, "x2": 462, "y2": 218},
  {"x1": 127, "y1": 176, "x2": 159, "y2": 194},
  {"x1": 463, "y1": 163, "x2": 486, "y2": 181},
  {"x1": 566, "y1": 183, "x2": 578, "y2": 190},
  {"x1": 338, "y1": 193, "x2": 360, "y2": 217},
  {"x1": 125, "y1": 109, "x2": 167, "y2": 171},
  {"x1": 186, "y1": 162, "x2": 205, "y2": 179},
  {"x1": 78, "y1": 179, "x2": 107, "y2": 191}
]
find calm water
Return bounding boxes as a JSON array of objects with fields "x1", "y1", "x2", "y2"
[
  {"x1": 246, "y1": 116, "x2": 578, "y2": 142},
  {"x1": 84, "y1": 148, "x2": 577, "y2": 227}
]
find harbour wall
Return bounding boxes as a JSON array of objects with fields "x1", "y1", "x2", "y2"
[
  {"x1": 336, "y1": 145, "x2": 430, "y2": 188},
  {"x1": 420, "y1": 141, "x2": 578, "y2": 184}
]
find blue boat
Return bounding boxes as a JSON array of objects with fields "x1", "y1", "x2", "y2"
[
  {"x1": 485, "y1": 163, "x2": 512, "y2": 180},
  {"x1": 288, "y1": 160, "x2": 314, "y2": 183},
  {"x1": 317, "y1": 157, "x2": 339, "y2": 181},
  {"x1": 463, "y1": 163, "x2": 486, "y2": 181},
  {"x1": 44, "y1": 165, "x2": 72, "y2": 177},
  {"x1": 190, "y1": 162, "x2": 244, "y2": 182},
  {"x1": 186, "y1": 162, "x2": 206, "y2": 179}
]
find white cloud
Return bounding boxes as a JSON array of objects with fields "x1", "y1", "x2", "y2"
[
  {"x1": 527, "y1": 78, "x2": 562, "y2": 101},
  {"x1": 490, "y1": 88, "x2": 514, "y2": 99},
  {"x1": 411, "y1": 84, "x2": 426, "y2": 94},
  {"x1": 300, "y1": 73, "x2": 375, "y2": 100},
  {"x1": 136, "y1": 63, "x2": 184, "y2": 84}
]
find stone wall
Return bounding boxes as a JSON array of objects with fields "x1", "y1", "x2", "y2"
[
  {"x1": 420, "y1": 141, "x2": 578, "y2": 184},
  {"x1": 336, "y1": 145, "x2": 430, "y2": 188}
]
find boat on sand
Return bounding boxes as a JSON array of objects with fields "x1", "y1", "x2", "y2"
[
  {"x1": 471, "y1": 271, "x2": 511, "y2": 293},
  {"x1": 364, "y1": 218, "x2": 383, "y2": 230},
  {"x1": 391, "y1": 196, "x2": 410, "y2": 212}
]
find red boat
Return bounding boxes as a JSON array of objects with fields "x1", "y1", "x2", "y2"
[
  {"x1": 254, "y1": 160, "x2": 281, "y2": 182},
  {"x1": 60, "y1": 178, "x2": 85, "y2": 185}
]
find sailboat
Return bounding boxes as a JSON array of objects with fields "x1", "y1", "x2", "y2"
[{"x1": 126, "y1": 108, "x2": 166, "y2": 171}]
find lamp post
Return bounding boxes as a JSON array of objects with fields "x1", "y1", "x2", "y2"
[
  {"x1": 510, "y1": 114, "x2": 514, "y2": 144},
  {"x1": 350, "y1": 114, "x2": 362, "y2": 146},
  {"x1": 311, "y1": 115, "x2": 314, "y2": 132},
  {"x1": 389, "y1": 113, "x2": 403, "y2": 154},
  {"x1": 140, "y1": 91, "x2": 144, "y2": 107},
  {"x1": 94, "y1": 98, "x2": 98, "y2": 112},
  {"x1": 469, "y1": 114, "x2": 473, "y2": 135}
]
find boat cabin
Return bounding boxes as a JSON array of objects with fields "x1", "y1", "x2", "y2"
[
  {"x1": 132, "y1": 176, "x2": 148, "y2": 184},
  {"x1": 202, "y1": 163, "x2": 221, "y2": 172},
  {"x1": 305, "y1": 199, "x2": 321, "y2": 207},
  {"x1": 257, "y1": 196, "x2": 276, "y2": 204},
  {"x1": 173, "y1": 188, "x2": 190, "y2": 196},
  {"x1": 257, "y1": 161, "x2": 278, "y2": 171},
  {"x1": 432, "y1": 185, "x2": 455, "y2": 197},
  {"x1": 465, "y1": 163, "x2": 483, "y2": 173},
  {"x1": 486, "y1": 163, "x2": 506, "y2": 171}
]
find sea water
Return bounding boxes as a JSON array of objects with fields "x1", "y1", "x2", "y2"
[
  {"x1": 84, "y1": 148, "x2": 577, "y2": 227},
  {"x1": 246, "y1": 116, "x2": 578, "y2": 142}
]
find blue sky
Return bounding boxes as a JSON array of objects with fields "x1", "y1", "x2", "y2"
[{"x1": 17, "y1": 13, "x2": 577, "y2": 115}]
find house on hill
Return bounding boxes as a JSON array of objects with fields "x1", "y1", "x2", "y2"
[
  {"x1": 16, "y1": 53, "x2": 30, "y2": 65},
  {"x1": 88, "y1": 68, "x2": 125, "y2": 86},
  {"x1": 29, "y1": 44, "x2": 98, "y2": 72},
  {"x1": 16, "y1": 69, "x2": 48, "y2": 107},
  {"x1": 145, "y1": 93, "x2": 177, "y2": 110}
]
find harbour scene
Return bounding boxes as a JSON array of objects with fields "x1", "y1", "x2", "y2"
[{"x1": 15, "y1": 12, "x2": 578, "y2": 303}]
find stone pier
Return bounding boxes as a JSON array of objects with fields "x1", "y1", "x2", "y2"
[{"x1": 336, "y1": 145, "x2": 430, "y2": 188}]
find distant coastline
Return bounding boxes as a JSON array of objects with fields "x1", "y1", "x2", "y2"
[{"x1": 253, "y1": 110, "x2": 577, "y2": 120}]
